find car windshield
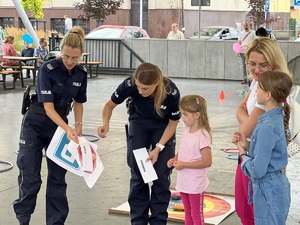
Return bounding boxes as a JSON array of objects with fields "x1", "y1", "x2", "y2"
[
  {"x1": 86, "y1": 28, "x2": 124, "y2": 38},
  {"x1": 197, "y1": 28, "x2": 222, "y2": 37}
]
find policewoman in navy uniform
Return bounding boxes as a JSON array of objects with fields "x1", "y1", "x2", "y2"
[
  {"x1": 13, "y1": 26, "x2": 87, "y2": 225},
  {"x1": 98, "y1": 62, "x2": 180, "y2": 225}
]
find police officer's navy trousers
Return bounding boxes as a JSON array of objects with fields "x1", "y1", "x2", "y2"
[
  {"x1": 127, "y1": 117, "x2": 176, "y2": 225},
  {"x1": 13, "y1": 110, "x2": 69, "y2": 225}
]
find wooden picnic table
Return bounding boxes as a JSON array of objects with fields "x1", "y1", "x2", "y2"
[{"x1": 3, "y1": 56, "x2": 40, "y2": 88}]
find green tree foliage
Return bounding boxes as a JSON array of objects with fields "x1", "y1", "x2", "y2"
[
  {"x1": 22, "y1": 0, "x2": 48, "y2": 19},
  {"x1": 74, "y1": 0, "x2": 124, "y2": 20},
  {"x1": 245, "y1": 0, "x2": 265, "y2": 26}
]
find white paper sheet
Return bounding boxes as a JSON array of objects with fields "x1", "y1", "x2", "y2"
[
  {"x1": 133, "y1": 148, "x2": 158, "y2": 183},
  {"x1": 46, "y1": 126, "x2": 103, "y2": 188}
]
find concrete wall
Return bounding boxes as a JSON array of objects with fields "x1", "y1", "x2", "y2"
[{"x1": 107, "y1": 39, "x2": 300, "y2": 84}]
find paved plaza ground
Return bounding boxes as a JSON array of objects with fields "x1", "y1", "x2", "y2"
[{"x1": 0, "y1": 74, "x2": 299, "y2": 225}]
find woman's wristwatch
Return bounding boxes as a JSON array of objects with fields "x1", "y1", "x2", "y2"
[{"x1": 156, "y1": 143, "x2": 165, "y2": 151}]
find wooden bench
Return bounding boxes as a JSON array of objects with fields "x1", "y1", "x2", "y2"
[
  {"x1": 2, "y1": 65, "x2": 35, "y2": 70},
  {"x1": 79, "y1": 61, "x2": 103, "y2": 78},
  {"x1": 0, "y1": 70, "x2": 21, "y2": 90},
  {"x1": 2, "y1": 65, "x2": 37, "y2": 87}
]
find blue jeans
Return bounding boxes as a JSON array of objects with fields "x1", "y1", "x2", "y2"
[{"x1": 251, "y1": 171, "x2": 290, "y2": 225}]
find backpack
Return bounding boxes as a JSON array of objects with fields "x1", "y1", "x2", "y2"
[{"x1": 44, "y1": 50, "x2": 61, "y2": 61}]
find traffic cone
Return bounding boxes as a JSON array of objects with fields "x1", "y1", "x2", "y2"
[
  {"x1": 219, "y1": 90, "x2": 225, "y2": 100},
  {"x1": 219, "y1": 90, "x2": 225, "y2": 104}
]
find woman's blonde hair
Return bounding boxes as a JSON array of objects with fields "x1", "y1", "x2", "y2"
[
  {"x1": 245, "y1": 37, "x2": 291, "y2": 77},
  {"x1": 179, "y1": 95, "x2": 212, "y2": 139},
  {"x1": 61, "y1": 26, "x2": 85, "y2": 53},
  {"x1": 132, "y1": 62, "x2": 170, "y2": 117}
]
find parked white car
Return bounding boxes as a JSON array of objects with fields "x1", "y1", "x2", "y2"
[{"x1": 188, "y1": 26, "x2": 240, "y2": 40}]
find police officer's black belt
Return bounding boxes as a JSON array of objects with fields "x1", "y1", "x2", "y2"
[
  {"x1": 29, "y1": 103, "x2": 46, "y2": 114},
  {"x1": 29, "y1": 103, "x2": 70, "y2": 117}
]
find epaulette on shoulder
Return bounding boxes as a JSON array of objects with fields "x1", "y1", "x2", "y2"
[
  {"x1": 45, "y1": 60, "x2": 59, "y2": 71},
  {"x1": 125, "y1": 78, "x2": 133, "y2": 87},
  {"x1": 77, "y1": 64, "x2": 87, "y2": 73},
  {"x1": 166, "y1": 82, "x2": 179, "y2": 96}
]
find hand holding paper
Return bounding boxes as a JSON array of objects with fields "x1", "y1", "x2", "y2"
[
  {"x1": 46, "y1": 126, "x2": 103, "y2": 188},
  {"x1": 133, "y1": 148, "x2": 158, "y2": 183}
]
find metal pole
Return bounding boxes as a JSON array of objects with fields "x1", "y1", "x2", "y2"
[
  {"x1": 181, "y1": 0, "x2": 185, "y2": 29},
  {"x1": 12, "y1": 0, "x2": 39, "y2": 46},
  {"x1": 140, "y1": 0, "x2": 143, "y2": 28},
  {"x1": 198, "y1": 1, "x2": 201, "y2": 39}
]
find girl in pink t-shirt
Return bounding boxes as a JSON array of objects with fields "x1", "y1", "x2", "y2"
[{"x1": 167, "y1": 95, "x2": 212, "y2": 225}]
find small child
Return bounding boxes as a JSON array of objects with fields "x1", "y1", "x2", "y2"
[
  {"x1": 167, "y1": 95, "x2": 212, "y2": 225},
  {"x1": 21, "y1": 42, "x2": 34, "y2": 78},
  {"x1": 236, "y1": 71, "x2": 292, "y2": 225}
]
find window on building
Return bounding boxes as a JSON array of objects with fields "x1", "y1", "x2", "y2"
[
  {"x1": 0, "y1": 17, "x2": 15, "y2": 28},
  {"x1": 74, "y1": 19, "x2": 90, "y2": 34},
  {"x1": 51, "y1": 18, "x2": 90, "y2": 35},
  {"x1": 19, "y1": 18, "x2": 47, "y2": 30},
  {"x1": 51, "y1": 18, "x2": 65, "y2": 35}
]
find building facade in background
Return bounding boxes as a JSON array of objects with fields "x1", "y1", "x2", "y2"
[{"x1": 0, "y1": 0, "x2": 294, "y2": 38}]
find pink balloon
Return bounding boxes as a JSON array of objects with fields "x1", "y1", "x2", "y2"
[{"x1": 232, "y1": 43, "x2": 241, "y2": 54}]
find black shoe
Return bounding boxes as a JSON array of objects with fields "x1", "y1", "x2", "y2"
[
  {"x1": 26, "y1": 74, "x2": 31, "y2": 78},
  {"x1": 20, "y1": 223, "x2": 29, "y2": 225}
]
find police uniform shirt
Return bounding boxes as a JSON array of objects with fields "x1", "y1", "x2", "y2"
[
  {"x1": 111, "y1": 77, "x2": 180, "y2": 121},
  {"x1": 36, "y1": 58, "x2": 87, "y2": 108}
]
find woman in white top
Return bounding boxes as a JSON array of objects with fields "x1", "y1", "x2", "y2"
[{"x1": 232, "y1": 37, "x2": 291, "y2": 225}]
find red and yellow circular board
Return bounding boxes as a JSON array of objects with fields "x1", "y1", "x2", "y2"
[{"x1": 168, "y1": 191, "x2": 232, "y2": 219}]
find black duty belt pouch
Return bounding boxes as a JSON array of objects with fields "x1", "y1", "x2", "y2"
[
  {"x1": 126, "y1": 97, "x2": 134, "y2": 115},
  {"x1": 21, "y1": 85, "x2": 31, "y2": 115}
]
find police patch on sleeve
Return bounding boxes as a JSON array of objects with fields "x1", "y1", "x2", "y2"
[{"x1": 172, "y1": 88, "x2": 178, "y2": 96}]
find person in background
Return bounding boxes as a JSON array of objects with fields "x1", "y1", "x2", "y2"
[
  {"x1": 167, "y1": 95, "x2": 212, "y2": 225},
  {"x1": 266, "y1": 28, "x2": 277, "y2": 41},
  {"x1": 98, "y1": 62, "x2": 181, "y2": 225},
  {"x1": 34, "y1": 38, "x2": 49, "y2": 68},
  {"x1": 167, "y1": 23, "x2": 185, "y2": 40},
  {"x1": 232, "y1": 37, "x2": 291, "y2": 225},
  {"x1": 235, "y1": 71, "x2": 292, "y2": 225},
  {"x1": 2, "y1": 35, "x2": 22, "y2": 66},
  {"x1": 255, "y1": 27, "x2": 268, "y2": 37},
  {"x1": 237, "y1": 21, "x2": 256, "y2": 84},
  {"x1": 13, "y1": 26, "x2": 87, "y2": 225},
  {"x1": 64, "y1": 15, "x2": 73, "y2": 35},
  {"x1": 255, "y1": 27, "x2": 277, "y2": 41},
  {"x1": 0, "y1": 39, "x2": 3, "y2": 70},
  {"x1": 21, "y1": 42, "x2": 34, "y2": 78}
]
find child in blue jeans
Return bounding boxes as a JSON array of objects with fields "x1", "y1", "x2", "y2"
[{"x1": 235, "y1": 71, "x2": 292, "y2": 225}]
